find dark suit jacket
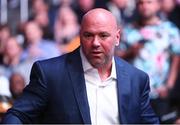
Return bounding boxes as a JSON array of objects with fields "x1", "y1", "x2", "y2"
[{"x1": 2, "y1": 48, "x2": 159, "y2": 124}]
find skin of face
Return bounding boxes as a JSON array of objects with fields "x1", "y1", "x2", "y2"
[
  {"x1": 80, "y1": 9, "x2": 120, "y2": 69},
  {"x1": 10, "y1": 73, "x2": 25, "y2": 99},
  {"x1": 25, "y1": 22, "x2": 42, "y2": 44},
  {"x1": 5, "y1": 38, "x2": 21, "y2": 59},
  {"x1": 137, "y1": 0, "x2": 160, "y2": 19}
]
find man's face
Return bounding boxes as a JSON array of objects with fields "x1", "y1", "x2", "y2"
[
  {"x1": 5, "y1": 38, "x2": 21, "y2": 59},
  {"x1": 80, "y1": 14, "x2": 120, "y2": 68},
  {"x1": 25, "y1": 22, "x2": 42, "y2": 43},
  {"x1": 137, "y1": 0, "x2": 160, "y2": 19}
]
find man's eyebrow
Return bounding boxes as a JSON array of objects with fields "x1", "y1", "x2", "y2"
[
  {"x1": 82, "y1": 32, "x2": 93, "y2": 35},
  {"x1": 99, "y1": 32, "x2": 111, "y2": 36},
  {"x1": 83, "y1": 31, "x2": 92, "y2": 34},
  {"x1": 100, "y1": 32, "x2": 110, "y2": 34},
  {"x1": 82, "y1": 31, "x2": 110, "y2": 35}
]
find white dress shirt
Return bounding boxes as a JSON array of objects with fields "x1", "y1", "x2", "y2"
[{"x1": 80, "y1": 48, "x2": 119, "y2": 125}]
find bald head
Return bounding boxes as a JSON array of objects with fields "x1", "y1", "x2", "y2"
[
  {"x1": 80, "y1": 8, "x2": 120, "y2": 69},
  {"x1": 81, "y1": 8, "x2": 118, "y2": 30}
]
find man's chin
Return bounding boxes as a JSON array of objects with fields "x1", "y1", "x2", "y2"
[{"x1": 90, "y1": 60, "x2": 105, "y2": 69}]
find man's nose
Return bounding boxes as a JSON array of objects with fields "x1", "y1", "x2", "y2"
[{"x1": 92, "y1": 36, "x2": 100, "y2": 47}]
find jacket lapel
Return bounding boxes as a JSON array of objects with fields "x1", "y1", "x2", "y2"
[
  {"x1": 115, "y1": 57, "x2": 131, "y2": 124},
  {"x1": 67, "y1": 49, "x2": 91, "y2": 124}
]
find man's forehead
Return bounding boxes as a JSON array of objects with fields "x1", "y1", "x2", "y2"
[
  {"x1": 81, "y1": 20, "x2": 117, "y2": 34},
  {"x1": 81, "y1": 9, "x2": 118, "y2": 31},
  {"x1": 137, "y1": 0, "x2": 159, "y2": 3},
  {"x1": 82, "y1": 29, "x2": 111, "y2": 34},
  {"x1": 82, "y1": 9, "x2": 116, "y2": 23}
]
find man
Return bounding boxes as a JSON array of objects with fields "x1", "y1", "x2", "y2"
[
  {"x1": 116, "y1": 0, "x2": 180, "y2": 122},
  {"x1": 2, "y1": 8, "x2": 159, "y2": 124}
]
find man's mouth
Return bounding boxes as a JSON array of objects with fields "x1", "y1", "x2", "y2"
[{"x1": 91, "y1": 51, "x2": 103, "y2": 57}]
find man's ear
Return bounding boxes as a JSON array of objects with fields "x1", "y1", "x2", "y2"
[
  {"x1": 115, "y1": 41, "x2": 119, "y2": 46},
  {"x1": 115, "y1": 29, "x2": 121, "y2": 46}
]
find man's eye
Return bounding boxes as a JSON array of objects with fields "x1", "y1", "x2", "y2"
[
  {"x1": 84, "y1": 34, "x2": 91, "y2": 37},
  {"x1": 101, "y1": 34, "x2": 108, "y2": 37},
  {"x1": 100, "y1": 34, "x2": 109, "y2": 39},
  {"x1": 83, "y1": 33, "x2": 93, "y2": 38}
]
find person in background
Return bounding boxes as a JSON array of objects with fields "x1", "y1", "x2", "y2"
[
  {"x1": 106, "y1": 0, "x2": 137, "y2": 26},
  {"x1": 115, "y1": 0, "x2": 180, "y2": 123},
  {"x1": 169, "y1": 57, "x2": 180, "y2": 123},
  {"x1": 29, "y1": 0, "x2": 53, "y2": 40},
  {"x1": 54, "y1": 5, "x2": 80, "y2": 54},
  {"x1": 160, "y1": 0, "x2": 180, "y2": 29},
  {"x1": 22, "y1": 21, "x2": 60, "y2": 61},
  {"x1": 0, "y1": 37, "x2": 25, "y2": 115},
  {"x1": 33, "y1": 9, "x2": 53, "y2": 40},
  {"x1": 0, "y1": 73, "x2": 25, "y2": 122},
  {"x1": 2, "y1": 8, "x2": 159, "y2": 124},
  {"x1": 0, "y1": 25, "x2": 11, "y2": 62},
  {"x1": 160, "y1": 0, "x2": 176, "y2": 19},
  {"x1": 0, "y1": 37, "x2": 24, "y2": 78},
  {"x1": 29, "y1": 0, "x2": 49, "y2": 21},
  {"x1": 9, "y1": 73, "x2": 25, "y2": 101},
  {"x1": 0, "y1": 75, "x2": 12, "y2": 122},
  {"x1": 0, "y1": 35, "x2": 24, "y2": 121},
  {"x1": 72, "y1": 0, "x2": 95, "y2": 24}
]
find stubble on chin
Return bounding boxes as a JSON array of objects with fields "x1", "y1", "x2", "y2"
[{"x1": 89, "y1": 56, "x2": 109, "y2": 69}]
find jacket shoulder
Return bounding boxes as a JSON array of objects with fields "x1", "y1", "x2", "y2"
[
  {"x1": 115, "y1": 57, "x2": 148, "y2": 76},
  {"x1": 115, "y1": 56, "x2": 149, "y2": 87}
]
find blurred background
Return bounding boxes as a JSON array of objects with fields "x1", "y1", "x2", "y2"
[{"x1": 0, "y1": 0, "x2": 179, "y2": 123}]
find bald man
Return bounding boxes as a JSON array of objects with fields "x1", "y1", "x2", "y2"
[{"x1": 2, "y1": 8, "x2": 159, "y2": 124}]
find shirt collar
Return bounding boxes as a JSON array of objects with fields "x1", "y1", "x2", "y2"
[
  {"x1": 110, "y1": 57, "x2": 117, "y2": 80},
  {"x1": 80, "y1": 48, "x2": 93, "y2": 72},
  {"x1": 80, "y1": 47, "x2": 117, "y2": 80}
]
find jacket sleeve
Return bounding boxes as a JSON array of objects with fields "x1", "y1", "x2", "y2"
[
  {"x1": 140, "y1": 75, "x2": 160, "y2": 124},
  {"x1": 2, "y1": 61, "x2": 48, "y2": 124}
]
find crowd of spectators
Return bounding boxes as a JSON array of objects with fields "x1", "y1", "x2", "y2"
[{"x1": 0, "y1": 0, "x2": 179, "y2": 123}]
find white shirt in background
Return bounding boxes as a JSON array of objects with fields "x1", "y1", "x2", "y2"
[{"x1": 0, "y1": 75, "x2": 11, "y2": 97}]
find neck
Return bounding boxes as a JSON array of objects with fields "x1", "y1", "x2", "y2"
[
  {"x1": 97, "y1": 62, "x2": 112, "y2": 81},
  {"x1": 30, "y1": 37, "x2": 41, "y2": 46},
  {"x1": 140, "y1": 16, "x2": 160, "y2": 26}
]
